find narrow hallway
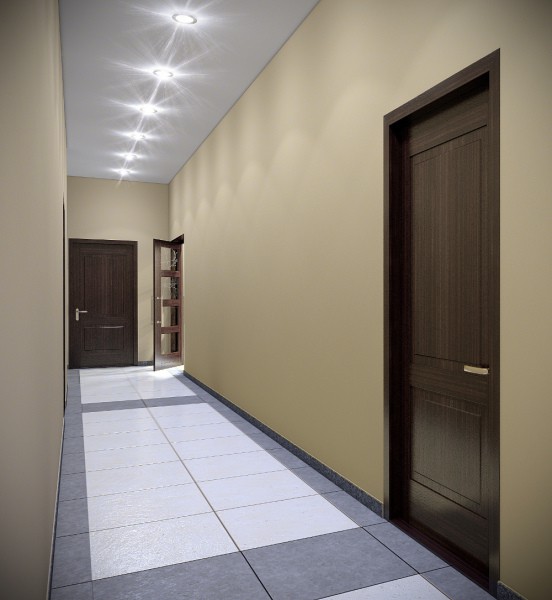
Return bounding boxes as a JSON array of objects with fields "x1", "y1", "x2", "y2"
[{"x1": 51, "y1": 368, "x2": 493, "y2": 599}]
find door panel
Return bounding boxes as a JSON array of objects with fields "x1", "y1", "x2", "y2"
[
  {"x1": 385, "y1": 51, "x2": 500, "y2": 593},
  {"x1": 69, "y1": 240, "x2": 137, "y2": 368},
  {"x1": 153, "y1": 239, "x2": 183, "y2": 370}
]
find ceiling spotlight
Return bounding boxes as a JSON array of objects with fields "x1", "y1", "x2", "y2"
[
  {"x1": 172, "y1": 14, "x2": 197, "y2": 25},
  {"x1": 130, "y1": 132, "x2": 146, "y2": 140},
  {"x1": 123, "y1": 153, "x2": 137, "y2": 160},
  {"x1": 117, "y1": 168, "x2": 131, "y2": 177},
  {"x1": 139, "y1": 104, "x2": 158, "y2": 115},
  {"x1": 153, "y1": 68, "x2": 174, "y2": 79}
]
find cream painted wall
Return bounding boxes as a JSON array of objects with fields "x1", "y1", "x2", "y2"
[
  {"x1": 67, "y1": 177, "x2": 169, "y2": 362},
  {"x1": 169, "y1": 1, "x2": 552, "y2": 598},
  {"x1": 0, "y1": 0, "x2": 66, "y2": 598}
]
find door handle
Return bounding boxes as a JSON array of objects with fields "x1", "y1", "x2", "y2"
[
  {"x1": 464, "y1": 365, "x2": 489, "y2": 375},
  {"x1": 75, "y1": 308, "x2": 88, "y2": 321}
]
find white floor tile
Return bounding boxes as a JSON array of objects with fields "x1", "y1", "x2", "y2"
[
  {"x1": 164, "y1": 422, "x2": 243, "y2": 443},
  {"x1": 83, "y1": 429, "x2": 167, "y2": 452},
  {"x1": 173, "y1": 435, "x2": 262, "y2": 460},
  {"x1": 323, "y1": 575, "x2": 449, "y2": 599},
  {"x1": 81, "y1": 391, "x2": 141, "y2": 403},
  {"x1": 89, "y1": 513, "x2": 237, "y2": 580},
  {"x1": 184, "y1": 450, "x2": 287, "y2": 482},
  {"x1": 86, "y1": 461, "x2": 193, "y2": 496},
  {"x1": 149, "y1": 403, "x2": 219, "y2": 418},
  {"x1": 218, "y1": 494, "x2": 358, "y2": 550},
  {"x1": 88, "y1": 483, "x2": 211, "y2": 530},
  {"x1": 199, "y1": 469, "x2": 317, "y2": 511},
  {"x1": 156, "y1": 411, "x2": 229, "y2": 429},
  {"x1": 130, "y1": 381, "x2": 194, "y2": 392},
  {"x1": 139, "y1": 389, "x2": 195, "y2": 399},
  {"x1": 84, "y1": 444, "x2": 178, "y2": 471},
  {"x1": 83, "y1": 417, "x2": 158, "y2": 437},
  {"x1": 82, "y1": 408, "x2": 150, "y2": 423}
]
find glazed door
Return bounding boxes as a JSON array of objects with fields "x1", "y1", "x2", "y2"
[{"x1": 153, "y1": 239, "x2": 183, "y2": 370}]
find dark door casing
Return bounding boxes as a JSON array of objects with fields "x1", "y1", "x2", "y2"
[
  {"x1": 384, "y1": 51, "x2": 500, "y2": 594},
  {"x1": 69, "y1": 239, "x2": 137, "y2": 368}
]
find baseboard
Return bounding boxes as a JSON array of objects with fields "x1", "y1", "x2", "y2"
[
  {"x1": 183, "y1": 371, "x2": 383, "y2": 516},
  {"x1": 136, "y1": 361, "x2": 153, "y2": 367},
  {"x1": 497, "y1": 582, "x2": 527, "y2": 600}
]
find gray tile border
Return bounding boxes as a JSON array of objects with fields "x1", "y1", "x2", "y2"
[
  {"x1": 291, "y1": 466, "x2": 342, "y2": 493},
  {"x1": 50, "y1": 582, "x2": 93, "y2": 600},
  {"x1": 244, "y1": 528, "x2": 415, "y2": 600},
  {"x1": 51, "y1": 533, "x2": 92, "y2": 589},
  {"x1": 423, "y1": 567, "x2": 495, "y2": 600},
  {"x1": 62, "y1": 435, "x2": 86, "y2": 455},
  {"x1": 61, "y1": 452, "x2": 86, "y2": 475},
  {"x1": 231, "y1": 420, "x2": 262, "y2": 435},
  {"x1": 247, "y1": 431, "x2": 284, "y2": 450},
  {"x1": 497, "y1": 581, "x2": 526, "y2": 600},
  {"x1": 55, "y1": 498, "x2": 89, "y2": 537},
  {"x1": 183, "y1": 371, "x2": 383, "y2": 516},
  {"x1": 92, "y1": 553, "x2": 271, "y2": 600},
  {"x1": 268, "y1": 448, "x2": 309, "y2": 470},
  {"x1": 82, "y1": 399, "x2": 145, "y2": 412},
  {"x1": 142, "y1": 396, "x2": 205, "y2": 408},
  {"x1": 325, "y1": 492, "x2": 386, "y2": 527},
  {"x1": 63, "y1": 415, "x2": 84, "y2": 438},
  {"x1": 365, "y1": 522, "x2": 447, "y2": 573},
  {"x1": 59, "y1": 473, "x2": 88, "y2": 502}
]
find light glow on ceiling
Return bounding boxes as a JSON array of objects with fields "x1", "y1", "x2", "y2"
[
  {"x1": 139, "y1": 104, "x2": 158, "y2": 115},
  {"x1": 172, "y1": 14, "x2": 197, "y2": 25},
  {"x1": 153, "y1": 68, "x2": 174, "y2": 79},
  {"x1": 130, "y1": 132, "x2": 146, "y2": 140},
  {"x1": 117, "y1": 168, "x2": 131, "y2": 176},
  {"x1": 123, "y1": 152, "x2": 137, "y2": 160}
]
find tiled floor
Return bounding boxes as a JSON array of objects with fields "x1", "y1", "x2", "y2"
[{"x1": 51, "y1": 367, "x2": 495, "y2": 600}]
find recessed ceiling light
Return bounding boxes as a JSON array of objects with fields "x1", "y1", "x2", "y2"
[
  {"x1": 130, "y1": 132, "x2": 146, "y2": 140},
  {"x1": 123, "y1": 153, "x2": 137, "y2": 160},
  {"x1": 172, "y1": 14, "x2": 197, "y2": 25},
  {"x1": 153, "y1": 68, "x2": 174, "y2": 79},
  {"x1": 117, "y1": 168, "x2": 131, "y2": 176},
  {"x1": 139, "y1": 104, "x2": 158, "y2": 115}
]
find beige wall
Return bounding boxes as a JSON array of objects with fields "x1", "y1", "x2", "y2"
[
  {"x1": 169, "y1": 1, "x2": 552, "y2": 597},
  {"x1": 67, "y1": 177, "x2": 169, "y2": 362},
  {"x1": 0, "y1": 0, "x2": 67, "y2": 598}
]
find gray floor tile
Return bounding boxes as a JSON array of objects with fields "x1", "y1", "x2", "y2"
[
  {"x1": 244, "y1": 528, "x2": 415, "y2": 600},
  {"x1": 232, "y1": 420, "x2": 263, "y2": 435},
  {"x1": 423, "y1": 567, "x2": 495, "y2": 600},
  {"x1": 51, "y1": 533, "x2": 92, "y2": 588},
  {"x1": 366, "y1": 523, "x2": 447, "y2": 573},
  {"x1": 62, "y1": 435, "x2": 85, "y2": 455},
  {"x1": 82, "y1": 400, "x2": 145, "y2": 412},
  {"x1": 64, "y1": 403, "x2": 83, "y2": 415},
  {"x1": 59, "y1": 472, "x2": 87, "y2": 501},
  {"x1": 267, "y1": 447, "x2": 307, "y2": 468},
  {"x1": 325, "y1": 491, "x2": 386, "y2": 526},
  {"x1": 292, "y1": 466, "x2": 341, "y2": 493},
  {"x1": 142, "y1": 396, "x2": 204, "y2": 408},
  {"x1": 56, "y1": 498, "x2": 89, "y2": 537},
  {"x1": 247, "y1": 431, "x2": 283, "y2": 450},
  {"x1": 93, "y1": 553, "x2": 270, "y2": 600},
  {"x1": 50, "y1": 582, "x2": 93, "y2": 600},
  {"x1": 61, "y1": 452, "x2": 86, "y2": 475},
  {"x1": 64, "y1": 415, "x2": 84, "y2": 438}
]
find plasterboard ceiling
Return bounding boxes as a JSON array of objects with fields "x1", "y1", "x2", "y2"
[{"x1": 60, "y1": 0, "x2": 319, "y2": 184}]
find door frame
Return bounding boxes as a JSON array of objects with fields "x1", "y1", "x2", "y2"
[
  {"x1": 69, "y1": 238, "x2": 138, "y2": 367},
  {"x1": 383, "y1": 50, "x2": 500, "y2": 594}
]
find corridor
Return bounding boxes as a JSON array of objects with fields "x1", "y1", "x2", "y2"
[{"x1": 51, "y1": 367, "x2": 493, "y2": 599}]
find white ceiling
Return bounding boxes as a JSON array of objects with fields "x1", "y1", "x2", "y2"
[{"x1": 60, "y1": 0, "x2": 319, "y2": 184}]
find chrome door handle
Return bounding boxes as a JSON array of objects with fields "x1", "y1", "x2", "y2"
[
  {"x1": 75, "y1": 308, "x2": 88, "y2": 321},
  {"x1": 464, "y1": 365, "x2": 489, "y2": 375}
]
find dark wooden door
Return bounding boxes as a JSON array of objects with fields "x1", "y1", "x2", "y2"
[
  {"x1": 153, "y1": 239, "x2": 183, "y2": 370},
  {"x1": 69, "y1": 239, "x2": 137, "y2": 368},
  {"x1": 385, "y1": 52, "x2": 499, "y2": 592}
]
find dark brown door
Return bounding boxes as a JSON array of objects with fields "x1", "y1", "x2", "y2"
[
  {"x1": 69, "y1": 239, "x2": 137, "y2": 368},
  {"x1": 153, "y1": 239, "x2": 183, "y2": 370},
  {"x1": 385, "y1": 52, "x2": 499, "y2": 592}
]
